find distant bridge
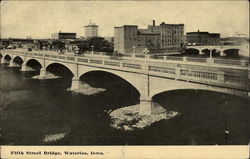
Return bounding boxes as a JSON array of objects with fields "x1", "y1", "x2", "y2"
[
  {"x1": 0, "y1": 49, "x2": 249, "y2": 115},
  {"x1": 186, "y1": 45, "x2": 248, "y2": 56}
]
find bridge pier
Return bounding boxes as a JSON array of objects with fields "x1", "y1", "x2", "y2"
[
  {"x1": 198, "y1": 50, "x2": 204, "y2": 55},
  {"x1": 20, "y1": 64, "x2": 27, "y2": 71},
  {"x1": 1, "y1": 58, "x2": 7, "y2": 64},
  {"x1": 220, "y1": 51, "x2": 226, "y2": 56},
  {"x1": 39, "y1": 68, "x2": 47, "y2": 78},
  {"x1": 8, "y1": 59, "x2": 15, "y2": 67},
  {"x1": 139, "y1": 97, "x2": 166, "y2": 116},
  {"x1": 70, "y1": 77, "x2": 81, "y2": 90},
  {"x1": 139, "y1": 97, "x2": 153, "y2": 115}
]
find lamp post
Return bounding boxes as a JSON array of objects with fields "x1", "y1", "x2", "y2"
[
  {"x1": 209, "y1": 48, "x2": 213, "y2": 59},
  {"x1": 143, "y1": 48, "x2": 149, "y2": 63},
  {"x1": 132, "y1": 46, "x2": 136, "y2": 58},
  {"x1": 91, "y1": 45, "x2": 94, "y2": 54}
]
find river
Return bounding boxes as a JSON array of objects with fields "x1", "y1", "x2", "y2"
[{"x1": 0, "y1": 63, "x2": 249, "y2": 145}]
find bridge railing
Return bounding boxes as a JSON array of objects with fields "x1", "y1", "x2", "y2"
[{"x1": 2, "y1": 49, "x2": 249, "y2": 67}]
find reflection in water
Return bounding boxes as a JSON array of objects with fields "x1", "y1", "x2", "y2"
[{"x1": 0, "y1": 64, "x2": 249, "y2": 145}]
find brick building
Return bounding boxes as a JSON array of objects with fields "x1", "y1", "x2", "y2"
[
  {"x1": 114, "y1": 25, "x2": 160, "y2": 54},
  {"x1": 51, "y1": 32, "x2": 77, "y2": 40},
  {"x1": 148, "y1": 21, "x2": 184, "y2": 53},
  {"x1": 186, "y1": 30, "x2": 220, "y2": 46},
  {"x1": 114, "y1": 21, "x2": 184, "y2": 54}
]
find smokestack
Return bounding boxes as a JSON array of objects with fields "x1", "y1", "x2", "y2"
[{"x1": 153, "y1": 20, "x2": 155, "y2": 26}]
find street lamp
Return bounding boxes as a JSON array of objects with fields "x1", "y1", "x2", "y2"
[
  {"x1": 132, "y1": 46, "x2": 136, "y2": 53},
  {"x1": 91, "y1": 45, "x2": 94, "y2": 54},
  {"x1": 132, "y1": 45, "x2": 136, "y2": 58},
  {"x1": 143, "y1": 48, "x2": 149, "y2": 63},
  {"x1": 209, "y1": 48, "x2": 213, "y2": 59}
]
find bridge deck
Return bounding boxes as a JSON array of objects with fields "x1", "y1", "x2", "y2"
[{"x1": 1, "y1": 49, "x2": 249, "y2": 94}]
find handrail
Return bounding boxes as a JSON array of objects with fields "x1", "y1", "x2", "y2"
[{"x1": 2, "y1": 49, "x2": 248, "y2": 67}]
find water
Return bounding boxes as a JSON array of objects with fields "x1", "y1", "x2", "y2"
[{"x1": 0, "y1": 64, "x2": 249, "y2": 145}]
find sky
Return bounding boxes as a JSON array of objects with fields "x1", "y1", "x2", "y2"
[{"x1": 0, "y1": 0, "x2": 249, "y2": 39}]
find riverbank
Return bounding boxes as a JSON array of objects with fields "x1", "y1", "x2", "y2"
[{"x1": 109, "y1": 105, "x2": 180, "y2": 131}]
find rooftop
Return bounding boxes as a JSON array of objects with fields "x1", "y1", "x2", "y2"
[{"x1": 84, "y1": 24, "x2": 98, "y2": 27}]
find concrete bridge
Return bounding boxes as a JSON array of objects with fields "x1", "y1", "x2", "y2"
[
  {"x1": 0, "y1": 49, "x2": 249, "y2": 115},
  {"x1": 186, "y1": 45, "x2": 248, "y2": 56}
]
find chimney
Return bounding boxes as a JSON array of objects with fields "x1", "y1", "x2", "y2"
[{"x1": 153, "y1": 20, "x2": 155, "y2": 26}]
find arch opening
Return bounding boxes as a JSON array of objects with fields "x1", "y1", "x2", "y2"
[
  {"x1": 46, "y1": 63, "x2": 74, "y2": 79},
  {"x1": 4, "y1": 55, "x2": 11, "y2": 61},
  {"x1": 223, "y1": 49, "x2": 239, "y2": 57},
  {"x1": 151, "y1": 89, "x2": 249, "y2": 145},
  {"x1": 13, "y1": 56, "x2": 24, "y2": 65},
  {"x1": 211, "y1": 49, "x2": 220, "y2": 57},
  {"x1": 184, "y1": 48, "x2": 200, "y2": 55},
  {"x1": 79, "y1": 71, "x2": 140, "y2": 109},
  {"x1": 152, "y1": 89, "x2": 248, "y2": 113},
  {"x1": 26, "y1": 59, "x2": 42, "y2": 70},
  {"x1": 201, "y1": 49, "x2": 210, "y2": 55}
]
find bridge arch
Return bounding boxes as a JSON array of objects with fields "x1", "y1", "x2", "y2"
[
  {"x1": 149, "y1": 76, "x2": 248, "y2": 99},
  {"x1": 222, "y1": 48, "x2": 239, "y2": 52},
  {"x1": 222, "y1": 49, "x2": 240, "y2": 56},
  {"x1": 4, "y1": 54, "x2": 12, "y2": 61},
  {"x1": 151, "y1": 84, "x2": 248, "y2": 100},
  {"x1": 186, "y1": 47, "x2": 201, "y2": 54},
  {"x1": 211, "y1": 48, "x2": 220, "y2": 55},
  {"x1": 45, "y1": 62, "x2": 75, "y2": 78},
  {"x1": 26, "y1": 58, "x2": 43, "y2": 70},
  {"x1": 78, "y1": 69, "x2": 142, "y2": 95},
  {"x1": 152, "y1": 88, "x2": 241, "y2": 101},
  {"x1": 200, "y1": 48, "x2": 210, "y2": 55},
  {"x1": 45, "y1": 61, "x2": 77, "y2": 77},
  {"x1": 12, "y1": 56, "x2": 24, "y2": 65}
]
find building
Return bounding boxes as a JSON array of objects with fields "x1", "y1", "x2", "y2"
[
  {"x1": 221, "y1": 37, "x2": 249, "y2": 46},
  {"x1": 84, "y1": 22, "x2": 98, "y2": 38},
  {"x1": 148, "y1": 21, "x2": 184, "y2": 53},
  {"x1": 51, "y1": 32, "x2": 77, "y2": 40},
  {"x1": 114, "y1": 20, "x2": 184, "y2": 54},
  {"x1": 114, "y1": 25, "x2": 160, "y2": 54},
  {"x1": 186, "y1": 30, "x2": 220, "y2": 46},
  {"x1": 137, "y1": 29, "x2": 161, "y2": 53}
]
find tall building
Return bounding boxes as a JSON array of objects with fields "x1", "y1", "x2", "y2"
[
  {"x1": 51, "y1": 32, "x2": 76, "y2": 40},
  {"x1": 148, "y1": 21, "x2": 184, "y2": 53},
  {"x1": 114, "y1": 25, "x2": 160, "y2": 54},
  {"x1": 186, "y1": 30, "x2": 220, "y2": 46},
  {"x1": 114, "y1": 20, "x2": 184, "y2": 54},
  {"x1": 84, "y1": 21, "x2": 98, "y2": 38}
]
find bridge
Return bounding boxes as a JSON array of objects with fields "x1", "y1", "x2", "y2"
[
  {"x1": 186, "y1": 45, "x2": 248, "y2": 56},
  {"x1": 0, "y1": 49, "x2": 249, "y2": 115}
]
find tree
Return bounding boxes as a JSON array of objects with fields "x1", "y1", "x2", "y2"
[
  {"x1": 83, "y1": 37, "x2": 114, "y2": 53},
  {"x1": 52, "y1": 40, "x2": 65, "y2": 52}
]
